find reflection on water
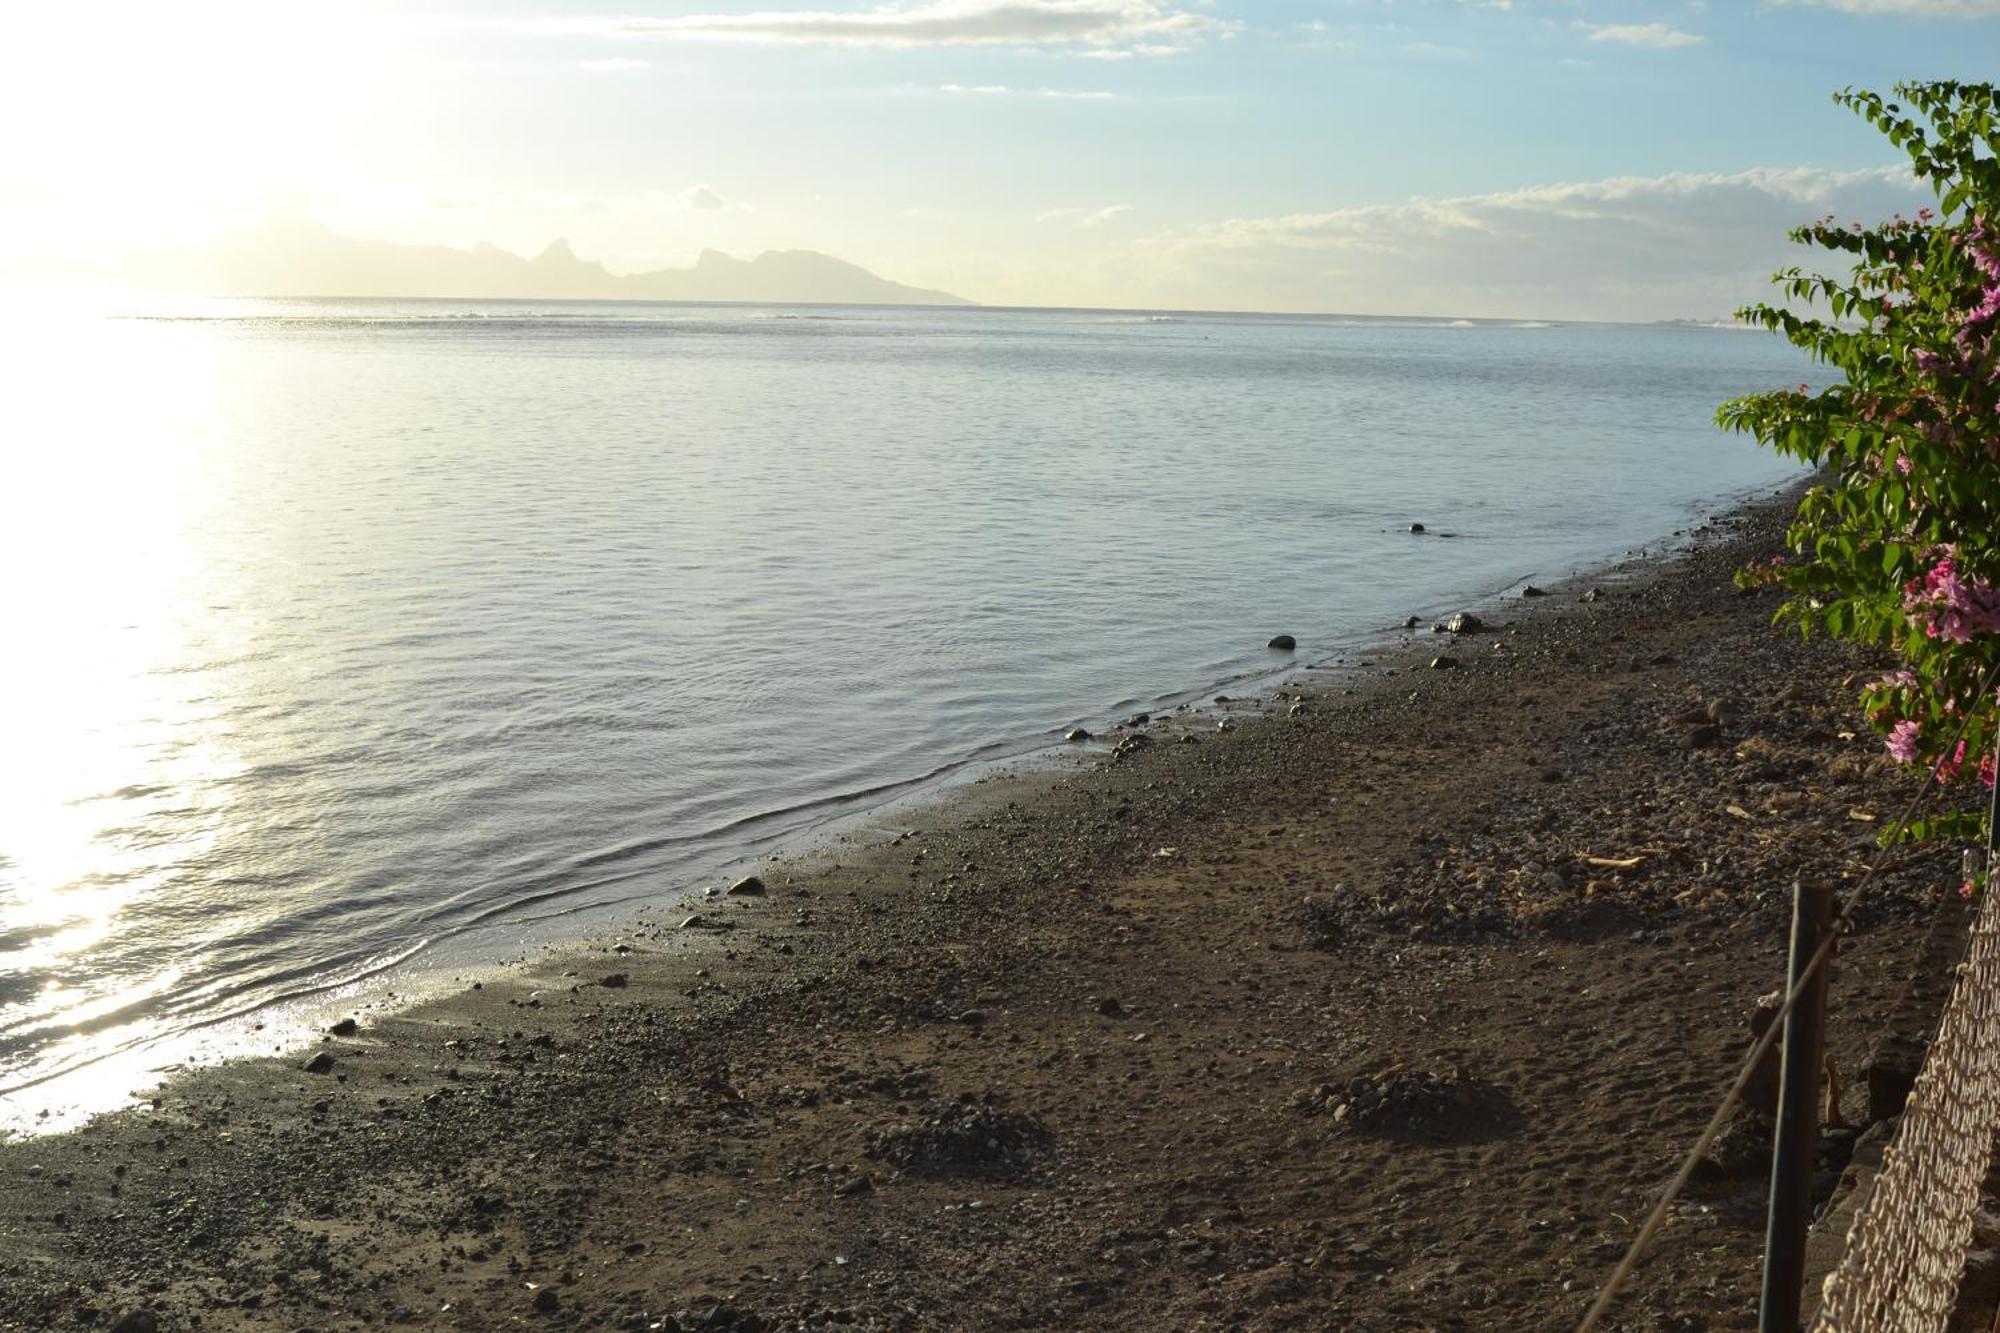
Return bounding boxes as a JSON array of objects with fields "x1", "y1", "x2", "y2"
[{"x1": 0, "y1": 298, "x2": 1814, "y2": 1132}]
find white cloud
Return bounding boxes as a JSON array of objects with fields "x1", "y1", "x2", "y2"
[
  {"x1": 525, "y1": 1, "x2": 1234, "y2": 51},
  {"x1": 1578, "y1": 22, "x2": 1705, "y2": 47},
  {"x1": 1130, "y1": 164, "x2": 1931, "y2": 321},
  {"x1": 681, "y1": 184, "x2": 728, "y2": 211},
  {"x1": 1036, "y1": 203, "x2": 1133, "y2": 226},
  {"x1": 577, "y1": 57, "x2": 651, "y2": 71},
  {"x1": 1772, "y1": 0, "x2": 2000, "y2": 12},
  {"x1": 940, "y1": 82, "x2": 1120, "y2": 98}
]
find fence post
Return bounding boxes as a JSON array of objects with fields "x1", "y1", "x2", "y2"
[{"x1": 1761, "y1": 881, "x2": 1836, "y2": 1333}]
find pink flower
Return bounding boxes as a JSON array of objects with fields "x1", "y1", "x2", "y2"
[
  {"x1": 1887, "y1": 719, "x2": 1923, "y2": 763},
  {"x1": 1876, "y1": 669, "x2": 1919, "y2": 691},
  {"x1": 1904, "y1": 555, "x2": 2000, "y2": 644}
]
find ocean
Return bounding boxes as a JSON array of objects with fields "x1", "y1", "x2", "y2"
[{"x1": 0, "y1": 298, "x2": 1813, "y2": 1130}]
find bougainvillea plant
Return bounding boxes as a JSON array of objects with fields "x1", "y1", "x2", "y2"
[{"x1": 1718, "y1": 81, "x2": 2000, "y2": 849}]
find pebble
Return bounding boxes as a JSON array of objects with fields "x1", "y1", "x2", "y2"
[
  {"x1": 328, "y1": 1018, "x2": 358, "y2": 1037},
  {"x1": 1429, "y1": 657, "x2": 1460, "y2": 670},
  {"x1": 302, "y1": 1051, "x2": 336, "y2": 1076},
  {"x1": 727, "y1": 875, "x2": 767, "y2": 897}
]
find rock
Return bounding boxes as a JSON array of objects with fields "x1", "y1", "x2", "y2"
[
  {"x1": 1288, "y1": 702, "x2": 1306, "y2": 717},
  {"x1": 680, "y1": 914, "x2": 712, "y2": 930},
  {"x1": 302, "y1": 1051, "x2": 336, "y2": 1076},
  {"x1": 109, "y1": 1313, "x2": 158, "y2": 1333},
  {"x1": 1444, "y1": 612, "x2": 1483, "y2": 635},
  {"x1": 601, "y1": 973, "x2": 629, "y2": 989},
  {"x1": 1402, "y1": 615, "x2": 1422, "y2": 629},
  {"x1": 1429, "y1": 657, "x2": 1460, "y2": 670},
  {"x1": 1521, "y1": 585, "x2": 1546, "y2": 598},
  {"x1": 727, "y1": 875, "x2": 767, "y2": 897},
  {"x1": 1217, "y1": 718, "x2": 1236, "y2": 732},
  {"x1": 1064, "y1": 727, "x2": 1091, "y2": 742},
  {"x1": 328, "y1": 1017, "x2": 359, "y2": 1037},
  {"x1": 533, "y1": 1286, "x2": 561, "y2": 1314},
  {"x1": 1581, "y1": 587, "x2": 1605, "y2": 603},
  {"x1": 1126, "y1": 711, "x2": 1151, "y2": 726},
  {"x1": 1096, "y1": 996, "x2": 1125, "y2": 1016},
  {"x1": 1705, "y1": 698, "x2": 1735, "y2": 724},
  {"x1": 1683, "y1": 725, "x2": 1722, "y2": 750},
  {"x1": 1268, "y1": 635, "x2": 1297, "y2": 650},
  {"x1": 956, "y1": 1009, "x2": 988, "y2": 1026},
  {"x1": 834, "y1": 1174, "x2": 873, "y2": 1197},
  {"x1": 1409, "y1": 522, "x2": 1427, "y2": 533}
]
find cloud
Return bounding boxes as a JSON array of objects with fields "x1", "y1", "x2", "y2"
[
  {"x1": 1130, "y1": 164, "x2": 1931, "y2": 320},
  {"x1": 939, "y1": 82, "x2": 1120, "y2": 98},
  {"x1": 1771, "y1": 0, "x2": 2000, "y2": 12},
  {"x1": 577, "y1": 57, "x2": 651, "y2": 71},
  {"x1": 526, "y1": 1, "x2": 1233, "y2": 51},
  {"x1": 1037, "y1": 203, "x2": 1133, "y2": 226},
  {"x1": 1578, "y1": 22, "x2": 1705, "y2": 47},
  {"x1": 680, "y1": 184, "x2": 728, "y2": 211}
]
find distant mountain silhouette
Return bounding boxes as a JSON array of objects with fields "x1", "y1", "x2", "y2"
[{"x1": 123, "y1": 219, "x2": 973, "y2": 306}]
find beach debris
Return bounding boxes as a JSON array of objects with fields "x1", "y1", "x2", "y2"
[
  {"x1": 864, "y1": 1096, "x2": 1053, "y2": 1179},
  {"x1": 1154, "y1": 846, "x2": 1180, "y2": 860},
  {"x1": 302, "y1": 1051, "x2": 336, "y2": 1076},
  {"x1": 1409, "y1": 522, "x2": 1427, "y2": 533},
  {"x1": 1444, "y1": 612, "x2": 1483, "y2": 635},
  {"x1": 327, "y1": 1017, "x2": 358, "y2": 1037},
  {"x1": 1294, "y1": 1066, "x2": 1501, "y2": 1132},
  {"x1": 727, "y1": 875, "x2": 768, "y2": 897},
  {"x1": 1064, "y1": 727, "x2": 1091, "y2": 742},
  {"x1": 1267, "y1": 634, "x2": 1297, "y2": 650},
  {"x1": 1522, "y1": 585, "x2": 1547, "y2": 598},
  {"x1": 1848, "y1": 808, "x2": 1878, "y2": 823},
  {"x1": 1581, "y1": 855, "x2": 1646, "y2": 872},
  {"x1": 1112, "y1": 733, "x2": 1153, "y2": 759},
  {"x1": 1429, "y1": 656, "x2": 1460, "y2": 670},
  {"x1": 1725, "y1": 804, "x2": 1754, "y2": 821}
]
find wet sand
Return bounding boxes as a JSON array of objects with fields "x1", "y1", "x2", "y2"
[{"x1": 0, "y1": 484, "x2": 1968, "y2": 1332}]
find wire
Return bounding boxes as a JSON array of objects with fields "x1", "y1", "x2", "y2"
[{"x1": 1574, "y1": 660, "x2": 2000, "y2": 1333}]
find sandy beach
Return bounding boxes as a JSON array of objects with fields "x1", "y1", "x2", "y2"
[{"x1": 0, "y1": 482, "x2": 1969, "y2": 1332}]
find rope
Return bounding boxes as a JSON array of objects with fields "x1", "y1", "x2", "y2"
[{"x1": 1573, "y1": 661, "x2": 2000, "y2": 1333}]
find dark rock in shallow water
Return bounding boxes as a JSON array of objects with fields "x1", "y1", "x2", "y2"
[
  {"x1": 1444, "y1": 612, "x2": 1483, "y2": 635},
  {"x1": 1409, "y1": 522, "x2": 1426, "y2": 533},
  {"x1": 1521, "y1": 585, "x2": 1546, "y2": 598},
  {"x1": 1402, "y1": 615, "x2": 1422, "y2": 629},
  {"x1": 1064, "y1": 727, "x2": 1091, "y2": 742},
  {"x1": 1267, "y1": 634, "x2": 1296, "y2": 650},
  {"x1": 727, "y1": 875, "x2": 767, "y2": 897}
]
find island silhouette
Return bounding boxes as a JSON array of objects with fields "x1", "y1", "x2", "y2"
[{"x1": 123, "y1": 218, "x2": 973, "y2": 306}]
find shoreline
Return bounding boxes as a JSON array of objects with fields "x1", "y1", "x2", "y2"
[
  {"x1": 4, "y1": 474, "x2": 1965, "y2": 1331},
  {"x1": 0, "y1": 472, "x2": 1802, "y2": 1138}
]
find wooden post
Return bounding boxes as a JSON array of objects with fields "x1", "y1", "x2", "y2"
[{"x1": 1761, "y1": 881, "x2": 1836, "y2": 1333}]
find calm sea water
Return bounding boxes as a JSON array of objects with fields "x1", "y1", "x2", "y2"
[{"x1": 0, "y1": 299, "x2": 1813, "y2": 1129}]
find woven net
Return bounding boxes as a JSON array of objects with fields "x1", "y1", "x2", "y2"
[{"x1": 1812, "y1": 885, "x2": 2000, "y2": 1333}]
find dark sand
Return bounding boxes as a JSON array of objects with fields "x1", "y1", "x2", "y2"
[{"x1": 0, "y1": 485, "x2": 1969, "y2": 1332}]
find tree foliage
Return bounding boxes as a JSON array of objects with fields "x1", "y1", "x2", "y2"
[{"x1": 1718, "y1": 82, "x2": 2000, "y2": 845}]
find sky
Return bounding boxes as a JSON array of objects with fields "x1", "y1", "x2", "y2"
[{"x1": 4, "y1": 0, "x2": 1999, "y2": 318}]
